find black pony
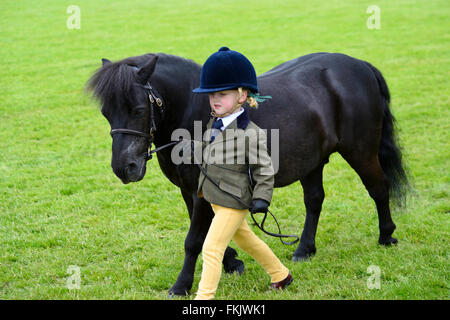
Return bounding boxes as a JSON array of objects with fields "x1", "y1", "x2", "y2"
[{"x1": 87, "y1": 52, "x2": 408, "y2": 296}]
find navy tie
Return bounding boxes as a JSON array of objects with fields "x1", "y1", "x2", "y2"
[{"x1": 210, "y1": 118, "x2": 223, "y2": 143}]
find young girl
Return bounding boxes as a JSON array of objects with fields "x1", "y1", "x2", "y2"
[{"x1": 192, "y1": 47, "x2": 293, "y2": 300}]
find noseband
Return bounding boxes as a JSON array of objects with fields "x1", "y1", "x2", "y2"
[{"x1": 110, "y1": 82, "x2": 165, "y2": 160}]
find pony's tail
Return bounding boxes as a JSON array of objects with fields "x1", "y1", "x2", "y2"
[{"x1": 366, "y1": 62, "x2": 409, "y2": 206}]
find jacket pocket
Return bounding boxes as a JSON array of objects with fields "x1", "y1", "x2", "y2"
[{"x1": 219, "y1": 180, "x2": 242, "y2": 197}]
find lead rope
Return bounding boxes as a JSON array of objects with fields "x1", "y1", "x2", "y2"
[
  {"x1": 146, "y1": 138, "x2": 299, "y2": 245},
  {"x1": 189, "y1": 140, "x2": 299, "y2": 245}
]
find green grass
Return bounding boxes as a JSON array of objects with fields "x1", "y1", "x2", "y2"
[{"x1": 0, "y1": 0, "x2": 448, "y2": 299}]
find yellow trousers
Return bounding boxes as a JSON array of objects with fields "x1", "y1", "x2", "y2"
[{"x1": 195, "y1": 203, "x2": 289, "y2": 300}]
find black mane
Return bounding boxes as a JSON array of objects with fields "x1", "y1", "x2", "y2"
[
  {"x1": 86, "y1": 54, "x2": 156, "y2": 108},
  {"x1": 86, "y1": 53, "x2": 201, "y2": 112}
]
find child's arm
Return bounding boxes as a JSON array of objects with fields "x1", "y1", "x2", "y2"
[{"x1": 249, "y1": 128, "x2": 275, "y2": 205}]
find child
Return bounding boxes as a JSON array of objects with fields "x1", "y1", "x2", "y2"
[{"x1": 192, "y1": 47, "x2": 293, "y2": 300}]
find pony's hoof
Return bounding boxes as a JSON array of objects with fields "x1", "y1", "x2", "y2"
[
  {"x1": 224, "y1": 258, "x2": 245, "y2": 275},
  {"x1": 292, "y1": 254, "x2": 314, "y2": 262},
  {"x1": 379, "y1": 236, "x2": 398, "y2": 246},
  {"x1": 292, "y1": 247, "x2": 316, "y2": 262},
  {"x1": 168, "y1": 286, "x2": 190, "y2": 297}
]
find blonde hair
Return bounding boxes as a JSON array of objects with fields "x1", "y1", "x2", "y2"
[{"x1": 238, "y1": 87, "x2": 258, "y2": 108}]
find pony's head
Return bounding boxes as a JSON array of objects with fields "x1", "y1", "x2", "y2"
[{"x1": 87, "y1": 55, "x2": 158, "y2": 184}]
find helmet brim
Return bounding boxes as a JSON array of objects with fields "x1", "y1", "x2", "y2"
[
  {"x1": 192, "y1": 84, "x2": 257, "y2": 94},
  {"x1": 192, "y1": 85, "x2": 239, "y2": 93}
]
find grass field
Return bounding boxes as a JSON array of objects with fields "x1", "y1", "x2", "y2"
[{"x1": 0, "y1": 0, "x2": 448, "y2": 300}]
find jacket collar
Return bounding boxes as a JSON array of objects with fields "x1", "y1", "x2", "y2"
[
  {"x1": 236, "y1": 107, "x2": 250, "y2": 130},
  {"x1": 208, "y1": 107, "x2": 250, "y2": 131}
]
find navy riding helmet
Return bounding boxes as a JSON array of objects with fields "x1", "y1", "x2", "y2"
[{"x1": 193, "y1": 47, "x2": 258, "y2": 94}]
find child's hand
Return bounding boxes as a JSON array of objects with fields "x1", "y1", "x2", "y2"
[{"x1": 250, "y1": 199, "x2": 270, "y2": 213}]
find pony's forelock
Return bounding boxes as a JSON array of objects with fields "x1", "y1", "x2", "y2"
[{"x1": 87, "y1": 61, "x2": 139, "y2": 110}]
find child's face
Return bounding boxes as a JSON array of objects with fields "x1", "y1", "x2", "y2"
[{"x1": 208, "y1": 89, "x2": 247, "y2": 116}]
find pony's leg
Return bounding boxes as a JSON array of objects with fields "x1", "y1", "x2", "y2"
[
  {"x1": 169, "y1": 195, "x2": 212, "y2": 296},
  {"x1": 343, "y1": 154, "x2": 397, "y2": 245},
  {"x1": 223, "y1": 246, "x2": 245, "y2": 275},
  {"x1": 168, "y1": 194, "x2": 244, "y2": 296},
  {"x1": 293, "y1": 163, "x2": 326, "y2": 261}
]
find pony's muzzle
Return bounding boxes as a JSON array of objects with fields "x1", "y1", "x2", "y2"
[{"x1": 111, "y1": 157, "x2": 147, "y2": 184}]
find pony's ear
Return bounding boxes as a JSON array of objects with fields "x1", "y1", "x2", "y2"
[
  {"x1": 137, "y1": 56, "x2": 158, "y2": 83},
  {"x1": 102, "y1": 58, "x2": 111, "y2": 66}
]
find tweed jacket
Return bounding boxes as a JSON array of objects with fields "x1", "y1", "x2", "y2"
[{"x1": 197, "y1": 109, "x2": 274, "y2": 209}]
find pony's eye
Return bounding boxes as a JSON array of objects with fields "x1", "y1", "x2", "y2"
[{"x1": 133, "y1": 107, "x2": 146, "y2": 117}]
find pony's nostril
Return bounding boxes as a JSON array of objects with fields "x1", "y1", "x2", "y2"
[
  {"x1": 125, "y1": 161, "x2": 145, "y2": 182},
  {"x1": 127, "y1": 162, "x2": 138, "y2": 174}
]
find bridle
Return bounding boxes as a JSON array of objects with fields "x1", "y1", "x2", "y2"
[{"x1": 109, "y1": 82, "x2": 178, "y2": 160}]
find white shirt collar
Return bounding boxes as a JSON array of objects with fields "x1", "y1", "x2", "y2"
[{"x1": 218, "y1": 108, "x2": 244, "y2": 130}]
